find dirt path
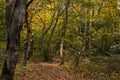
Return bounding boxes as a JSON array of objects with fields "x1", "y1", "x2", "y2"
[{"x1": 15, "y1": 62, "x2": 85, "y2": 80}]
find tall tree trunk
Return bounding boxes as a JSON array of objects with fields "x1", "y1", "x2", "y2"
[
  {"x1": 84, "y1": 0, "x2": 91, "y2": 51},
  {"x1": 47, "y1": 7, "x2": 63, "y2": 61},
  {"x1": 60, "y1": 0, "x2": 70, "y2": 64},
  {"x1": 2, "y1": 0, "x2": 26, "y2": 80},
  {"x1": 23, "y1": 0, "x2": 34, "y2": 66}
]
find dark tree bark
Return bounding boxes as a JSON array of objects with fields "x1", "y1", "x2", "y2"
[{"x1": 2, "y1": 0, "x2": 26, "y2": 80}]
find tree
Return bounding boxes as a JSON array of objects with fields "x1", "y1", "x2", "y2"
[
  {"x1": 23, "y1": 0, "x2": 34, "y2": 66},
  {"x1": 60, "y1": 0, "x2": 70, "y2": 64},
  {"x1": 2, "y1": 0, "x2": 26, "y2": 80}
]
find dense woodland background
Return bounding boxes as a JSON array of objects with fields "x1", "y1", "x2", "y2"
[{"x1": 0, "y1": 0, "x2": 120, "y2": 80}]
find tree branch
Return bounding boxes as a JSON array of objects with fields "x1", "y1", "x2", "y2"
[{"x1": 27, "y1": 0, "x2": 34, "y2": 7}]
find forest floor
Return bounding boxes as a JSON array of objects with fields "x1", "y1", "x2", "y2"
[{"x1": 14, "y1": 62, "x2": 85, "y2": 80}]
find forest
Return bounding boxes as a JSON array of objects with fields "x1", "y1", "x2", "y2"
[{"x1": 0, "y1": 0, "x2": 120, "y2": 80}]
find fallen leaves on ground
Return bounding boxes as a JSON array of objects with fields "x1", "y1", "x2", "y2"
[{"x1": 15, "y1": 62, "x2": 85, "y2": 80}]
